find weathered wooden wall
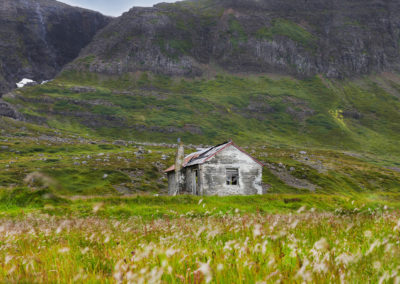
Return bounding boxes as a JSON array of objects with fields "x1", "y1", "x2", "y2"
[{"x1": 167, "y1": 172, "x2": 176, "y2": 195}]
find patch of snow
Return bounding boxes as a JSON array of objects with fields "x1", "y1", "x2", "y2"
[
  {"x1": 16, "y1": 78, "x2": 36, "y2": 88},
  {"x1": 41, "y1": 80, "x2": 51, "y2": 85}
]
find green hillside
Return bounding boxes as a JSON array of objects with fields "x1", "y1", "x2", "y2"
[
  {"x1": 5, "y1": 71, "x2": 400, "y2": 161},
  {"x1": 2, "y1": 81, "x2": 400, "y2": 197}
]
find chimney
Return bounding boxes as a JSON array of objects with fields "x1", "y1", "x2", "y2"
[{"x1": 173, "y1": 140, "x2": 185, "y2": 195}]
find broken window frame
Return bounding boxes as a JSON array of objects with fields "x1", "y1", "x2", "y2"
[{"x1": 226, "y1": 168, "x2": 239, "y2": 186}]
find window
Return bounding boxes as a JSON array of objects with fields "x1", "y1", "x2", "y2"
[{"x1": 226, "y1": 168, "x2": 239, "y2": 186}]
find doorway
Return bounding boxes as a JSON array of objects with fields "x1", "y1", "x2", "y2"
[{"x1": 193, "y1": 170, "x2": 199, "y2": 195}]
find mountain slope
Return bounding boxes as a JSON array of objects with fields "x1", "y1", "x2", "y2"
[
  {"x1": 5, "y1": 71, "x2": 400, "y2": 165},
  {"x1": 0, "y1": 0, "x2": 110, "y2": 95},
  {"x1": 68, "y1": 0, "x2": 400, "y2": 78},
  {"x1": 2, "y1": 0, "x2": 400, "y2": 165}
]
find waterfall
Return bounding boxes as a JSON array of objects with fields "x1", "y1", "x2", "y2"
[
  {"x1": 35, "y1": 3, "x2": 48, "y2": 46},
  {"x1": 35, "y1": 2, "x2": 57, "y2": 69}
]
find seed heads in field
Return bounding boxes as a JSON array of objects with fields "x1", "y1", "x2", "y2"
[
  {"x1": 253, "y1": 224, "x2": 262, "y2": 237},
  {"x1": 364, "y1": 230, "x2": 373, "y2": 239},
  {"x1": 313, "y1": 261, "x2": 329, "y2": 274},
  {"x1": 373, "y1": 261, "x2": 382, "y2": 271},
  {"x1": 7, "y1": 265, "x2": 16, "y2": 275},
  {"x1": 81, "y1": 247, "x2": 89, "y2": 255},
  {"x1": 165, "y1": 248, "x2": 179, "y2": 257},
  {"x1": 296, "y1": 257, "x2": 312, "y2": 282},
  {"x1": 314, "y1": 238, "x2": 329, "y2": 252},
  {"x1": 93, "y1": 202, "x2": 104, "y2": 213},
  {"x1": 196, "y1": 261, "x2": 212, "y2": 283},
  {"x1": 0, "y1": 211, "x2": 400, "y2": 282},
  {"x1": 394, "y1": 220, "x2": 400, "y2": 231},
  {"x1": 5, "y1": 255, "x2": 13, "y2": 265},
  {"x1": 297, "y1": 206, "x2": 306, "y2": 213},
  {"x1": 335, "y1": 253, "x2": 356, "y2": 266},
  {"x1": 366, "y1": 240, "x2": 381, "y2": 255},
  {"x1": 290, "y1": 219, "x2": 299, "y2": 229},
  {"x1": 58, "y1": 247, "x2": 70, "y2": 254}
]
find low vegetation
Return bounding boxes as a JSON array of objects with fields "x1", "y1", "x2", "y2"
[
  {"x1": 0, "y1": 200, "x2": 399, "y2": 283},
  {"x1": 2, "y1": 70, "x2": 400, "y2": 283},
  {"x1": 4, "y1": 72, "x2": 400, "y2": 165},
  {"x1": 1, "y1": 118, "x2": 400, "y2": 282}
]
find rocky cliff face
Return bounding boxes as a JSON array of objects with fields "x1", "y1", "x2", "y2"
[
  {"x1": 0, "y1": 0, "x2": 110, "y2": 95},
  {"x1": 68, "y1": 0, "x2": 400, "y2": 78}
]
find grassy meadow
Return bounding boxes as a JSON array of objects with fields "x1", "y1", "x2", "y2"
[
  {"x1": 1, "y1": 70, "x2": 400, "y2": 282},
  {"x1": 0, "y1": 116, "x2": 400, "y2": 282},
  {"x1": 1, "y1": 200, "x2": 400, "y2": 283}
]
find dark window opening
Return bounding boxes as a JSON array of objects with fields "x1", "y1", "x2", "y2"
[{"x1": 226, "y1": 168, "x2": 239, "y2": 186}]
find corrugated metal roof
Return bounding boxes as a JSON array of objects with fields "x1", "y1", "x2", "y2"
[
  {"x1": 164, "y1": 141, "x2": 264, "y2": 173},
  {"x1": 185, "y1": 141, "x2": 231, "y2": 167}
]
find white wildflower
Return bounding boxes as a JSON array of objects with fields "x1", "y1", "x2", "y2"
[
  {"x1": 290, "y1": 220, "x2": 299, "y2": 229},
  {"x1": 335, "y1": 253, "x2": 355, "y2": 266},
  {"x1": 253, "y1": 224, "x2": 262, "y2": 237},
  {"x1": 379, "y1": 272, "x2": 390, "y2": 284},
  {"x1": 373, "y1": 261, "x2": 382, "y2": 271},
  {"x1": 394, "y1": 219, "x2": 400, "y2": 232},
  {"x1": 366, "y1": 240, "x2": 381, "y2": 256},
  {"x1": 314, "y1": 238, "x2": 329, "y2": 252},
  {"x1": 5, "y1": 255, "x2": 13, "y2": 265},
  {"x1": 297, "y1": 206, "x2": 306, "y2": 213},
  {"x1": 313, "y1": 261, "x2": 328, "y2": 273},
  {"x1": 58, "y1": 247, "x2": 70, "y2": 254},
  {"x1": 165, "y1": 248, "x2": 179, "y2": 257},
  {"x1": 296, "y1": 258, "x2": 312, "y2": 282},
  {"x1": 81, "y1": 247, "x2": 89, "y2": 255},
  {"x1": 93, "y1": 203, "x2": 104, "y2": 213},
  {"x1": 196, "y1": 261, "x2": 212, "y2": 283},
  {"x1": 364, "y1": 230, "x2": 373, "y2": 239}
]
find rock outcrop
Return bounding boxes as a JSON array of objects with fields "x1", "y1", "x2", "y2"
[
  {"x1": 0, "y1": 99, "x2": 22, "y2": 120},
  {"x1": 68, "y1": 0, "x2": 400, "y2": 78},
  {"x1": 0, "y1": 0, "x2": 111, "y2": 95}
]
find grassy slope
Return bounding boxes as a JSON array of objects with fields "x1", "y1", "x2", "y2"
[
  {"x1": 1, "y1": 116, "x2": 400, "y2": 200},
  {"x1": 1, "y1": 71, "x2": 400, "y2": 205},
  {"x1": 5, "y1": 71, "x2": 400, "y2": 165}
]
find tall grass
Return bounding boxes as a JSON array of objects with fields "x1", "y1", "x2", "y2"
[{"x1": 0, "y1": 208, "x2": 399, "y2": 283}]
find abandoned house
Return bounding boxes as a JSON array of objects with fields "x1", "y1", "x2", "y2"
[{"x1": 165, "y1": 141, "x2": 264, "y2": 196}]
